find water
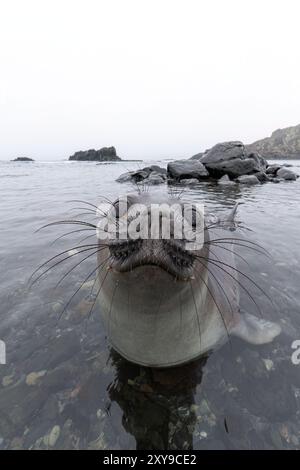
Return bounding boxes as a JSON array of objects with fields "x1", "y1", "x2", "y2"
[{"x1": 0, "y1": 159, "x2": 300, "y2": 449}]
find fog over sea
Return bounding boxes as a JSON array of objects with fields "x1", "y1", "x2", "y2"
[{"x1": 0, "y1": 159, "x2": 300, "y2": 449}]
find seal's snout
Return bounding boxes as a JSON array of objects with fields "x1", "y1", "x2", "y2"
[
  {"x1": 108, "y1": 239, "x2": 143, "y2": 263},
  {"x1": 108, "y1": 238, "x2": 195, "y2": 280}
]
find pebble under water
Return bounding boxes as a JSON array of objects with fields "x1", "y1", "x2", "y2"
[{"x1": 0, "y1": 159, "x2": 300, "y2": 450}]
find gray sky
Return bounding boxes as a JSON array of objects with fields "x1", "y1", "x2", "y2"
[{"x1": 0, "y1": 0, "x2": 299, "y2": 160}]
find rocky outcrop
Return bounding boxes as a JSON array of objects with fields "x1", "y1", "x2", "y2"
[
  {"x1": 116, "y1": 140, "x2": 299, "y2": 186},
  {"x1": 198, "y1": 142, "x2": 268, "y2": 178},
  {"x1": 201, "y1": 141, "x2": 245, "y2": 165},
  {"x1": 236, "y1": 175, "x2": 260, "y2": 185},
  {"x1": 276, "y1": 167, "x2": 298, "y2": 181},
  {"x1": 167, "y1": 160, "x2": 209, "y2": 180},
  {"x1": 217, "y1": 175, "x2": 237, "y2": 186},
  {"x1": 190, "y1": 152, "x2": 203, "y2": 160},
  {"x1": 69, "y1": 146, "x2": 121, "y2": 161},
  {"x1": 116, "y1": 165, "x2": 167, "y2": 185},
  {"x1": 12, "y1": 157, "x2": 34, "y2": 162},
  {"x1": 182, "y1": 141, "x2": 298, "y2": 184},
  {"x1": 247, "y1": 124, "x2": 300, "y2": 159}
]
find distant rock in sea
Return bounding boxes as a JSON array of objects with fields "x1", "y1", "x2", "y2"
[
  {"x1": 247, "y1": 124, "x2": 300, "y2": 159},
  {"x1": 12, "y1": 157, "x2": 34, "y2": 162},
  {"x1": 69, "y1": 146, "x2": 121, "y2": 162}
]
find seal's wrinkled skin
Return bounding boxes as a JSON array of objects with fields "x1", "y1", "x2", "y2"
[{"x1": 96, "y1": 192, "x2": 281, "y2": 368}]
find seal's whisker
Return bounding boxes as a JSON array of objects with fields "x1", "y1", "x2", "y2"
[
  {"x1": 54, "y1": 246, "x2": 108, "y2": 290},
  {"x1": 67, "y1": 199, "x2": 111, "y2": 210},
  {"x1": 207, "y1": 257, "x2": 274, "y2": 307},
  {"x1": 68, "y1": 206, "x2": 97, "y2": 214},
  {"x1": 30, "y1": 245, "x2": 102, "y2": 287},
  {"x1": 108, "y1": 279, "x2": 119, "y2": 338},
  {"x1": 208, "y1": 244, "x2": 251, "y2": 268},
  {"x1": 189, "y1": 281, "x2": 202, "y2": 350},
  {"x1": 206, "y1": 240, "x2": 269, "y2": 258},
  {"x1": 68, "y1": 212, "x2": 99, "y2": 220},
  {"x1": 178, "y1": 292, "x2": 183, "y2": 333},
  {"x1": 206, "y1": 237, "x2": 270, "y2": 255},
  {"x1": 84, "y1": 266, "x2": 111, "y2": 331},
  {"x1": 195, "y1": 255, "x2": 265, "y2": 317},
  {"x1": 77, "y1": 233, "x2": 97, "y2": 244},
  {"x1": 29, "y1": 243, "x2": 107, "y2": 285},
  {"x1": 35, "y1": 220, "x2": 97, "y2": 233},
  {"x1": 56, "y1": 254, "x2": 112, "y2": 324},
  {"x1": 50, "y1": 228, "x2": 95, "y2": 245},
  {"x1": 196, "y1": 257, "x2": 234, "y2": 316},
  {"x1": 193, "y1": 264, "x2": 231, "y2": 342}
]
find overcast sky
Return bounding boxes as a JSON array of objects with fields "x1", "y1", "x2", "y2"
[{"x1": 0, "y1": 0, "x2": 299, "y2": 160}]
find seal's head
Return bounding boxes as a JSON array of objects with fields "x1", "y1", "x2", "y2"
[
  {"x1": 106, "y1": 193, "x2": 208, "y2": 281},
  {"x1": 96, "y1": 191, "x2": 216, "y2": 368}
]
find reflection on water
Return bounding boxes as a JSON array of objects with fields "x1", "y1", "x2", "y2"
[
  {"x1": 108, "y1": 351, "x2": 206, "y2": 450},
  {"x1": 0, "y1": 160, "x2": 300, "y2": 449}
]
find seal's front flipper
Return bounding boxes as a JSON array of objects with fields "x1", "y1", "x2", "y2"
[{"x1": 230, "y1": 313, "x2": 281, "y2": 344}]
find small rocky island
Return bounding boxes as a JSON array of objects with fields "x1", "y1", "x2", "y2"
[
  {"x1": 116, "y1": 140, "x2": 299, "y2": 186},
  {"x1": 69, "y1": 146, "x2": 121, "y2": 162},
  {"x1": 12, "y1": 157, "x2": 34, "y2": 162}
]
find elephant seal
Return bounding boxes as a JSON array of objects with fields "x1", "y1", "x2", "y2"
[{"x1": 96, "y1": 191, "x2": 281, "y2": 368}]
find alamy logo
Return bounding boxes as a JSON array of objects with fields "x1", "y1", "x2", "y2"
[
  {"x1": 291, "y1": 340, "x2": 300, "y2": 365},
  {"x1": 96, "y1": 198, "x2": 205, "y2": 251},
  {"x1": 0, "y1": 340, "x2": 6, "y2": 365}
]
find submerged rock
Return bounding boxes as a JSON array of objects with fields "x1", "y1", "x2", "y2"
[
  {"x1": 255, "y1": 171, "x2": 270, "y2": 183},
  {"x1": 43, "y1": 425, "x2": 61, "y2": 448},
  {"x1": 217, "y1": 175, "x2": 236, "y2": 186},
  {"x1": 116, "y1": 171, "x2": 135, "y2": 183},
  {"x1": 116, "y1": 165, "x2": 167, "y2": 184},
  {"x1": 179, "y1": 178, "x2": 200, "y2": 186},
  {"x1": 144, "y1": 172, "x2": 166, "y2": 185},
  {"x1": 276, "y1": 168, "x2": 298, "y2": 181},
  {"x1": 2, "y1": 374, "x2": 15, "y2": 387},
  {"x1": 236, "y1": 175, "x2": 260, "y2": 185},
  {"x1": 26, "y1": 370, "x2": 47, "y2": 386}
]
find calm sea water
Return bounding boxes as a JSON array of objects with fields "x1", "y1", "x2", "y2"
[{"x1": 0, "y1": 159, "x2": 300, "y2": 449}]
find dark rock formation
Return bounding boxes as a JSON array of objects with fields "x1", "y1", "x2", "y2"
[
  {"x1": 236, "y1": 175, "x2": 260, "y2": 185},
  {"x1": 116, "y1": 139, "x2": 299, "y2": 186},
  {"x1": 116, "y1": 165, "x2": 167, "y2": 185},
  {"x1": 12, "y1": 157, "x2": 34, "y2": 162},
  {"x1": 201, "y1": 141, "x2": 245, "y2": 165},
  {"x1": 266, "y1": 164, "x2": 282, "y2": 175},
  {"x1": 204, "y1": 157, "x2": 258, "y2": 178},
  {"x1": 276, "y1": 167, "x2": 298, "y2": 181},
  {"x1": 247, "y1": 124, "x2": 300, "y2": 159},
  {"x1": 190, "y1": 152, "x2": 204, "y2": 160},
  {"x1": 217, "y1": 175, "x2": 237, "y2": 186},
  {"x1": 179, "y1": 178, "x2": 200, "y2": 186},
  {"x1": 167, "y1": 160, "x2": 209, "y2": 181},
  {"x1": 69, "y1": 146, "x2": 121, "y2": 161},
  {"x1": 197, "y1": 142, "x2": 267, "y2": 178}
]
